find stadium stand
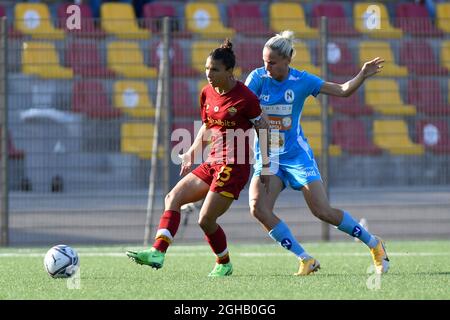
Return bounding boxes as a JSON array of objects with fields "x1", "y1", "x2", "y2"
[
  {"x1": 302, "y1": 96, "x2": 322, "y2": 117},
  {"x1": 407, "y1": 79, "x2": 450, "y2": 115},
  {"x1": 150, "y1": 40, "x2": 200, "y2": 76},
  {"x1": 0, "y1": 128, "x2": 25, "y2": 160},
  {"x1": 185, "y1": 2, "x2": 235, "y2": 39},
  {"x1": 191, "y1": 40, "x2": 221, "y2": 74},
  {"x1": 416, "y1": 120, "x2": 450, "y2": 154},
  {"x1": 373, "y1": 120, "x2": 424, "y2": 155},
  {"x1": 113, "y1": 81, "x2": 156, "y2": 118},
  {"x1": 57, "y1": 3, "x2": 106, "y2": 37},
  {"x1": 353, "y1": 2, "x2": 403, "y2": 38},
  {"x1": 329, "y1": 94, "x2": 373, "y2": 117},
  {"x1": 22, "y1": 41, "x2": 73, "y2": 79},
  {"x1": 269, "y1": 2, "x2": 318, "y2": 39},
  {"x1": 332, "y1": 119, "x2": 382, "y2": 155},
  {"x1": 65, "y1": 42, "x2": 116, "y2": 78},
  {"x1": 311, "y1": 2, "x2": 359, "y2": 37},
  {"x1": 172, "y1": 80, "x2": 198, "y2": 119},
  {"x1": 72, "y1": 81, "x2": 122, "y2": 119},
  {"x1": 325, "y1": 41, "x2": 360, "y2": 76},
  {"x1": 142, "y1": 2, "x2": 191, "y2": 38},
  {"x1": 396, "y1": 3, "x2": 443, "y2": 37},
  {"x1": 359, "y1": 41, "x2": 408, "y2": 77},
  {"x1": 101, "y1": 3, "x2": 150, "y2": 39},
  {"x1": 233, "y1": 40, "x2": 265, "y2": 75},
  {"x1": 441, "y1": 40, "x2": 450, "y2": 72},
  {"x1": 301, "y1": 121, "x2": 342, "y2": 157},
  {"x1": 436, "y1": 3, "x2": 450, "y2": 34},
  {"x1": 121, "y1": 123, "x2": 159, "y2": 159},
  {"x1": 400, "y1": 40, "x2": 448, "y2": 75},
  {"x1": 15, "y1": 3, "x2": 64, "y2": 39},
  {"x1": 227, "y1": 3, "x2": 272, "y2": 37},
  {"x1": 365, "y1": 79, "x2": 416, "y2": 116},
  {"x1": 290, "y1": 41, "x2": 321, "y2": 76},
  {"x1": 107, "y1": 41, "x2": 157, "y2": 78},
  {"x1": 0, "y1": 4, "x2": 23, "y2": 38}
]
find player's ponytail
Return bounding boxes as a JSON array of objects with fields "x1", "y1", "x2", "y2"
[
  {"x1": 264, "y1": 30, "x2": 296, "y2": 59},
  {"x1": 209, "y1": 38, "x2": 236, "y2": 70}
]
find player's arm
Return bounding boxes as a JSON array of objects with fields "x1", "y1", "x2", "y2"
[
  {"x1": 179, "y1": 124, "x2": 209, "y2": 176},
  {"x1": 320, "y1": 57, "x2": 384, "y2": 97}
]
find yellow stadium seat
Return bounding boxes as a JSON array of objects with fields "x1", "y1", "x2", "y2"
[
  {"x1": 22, "y1": 42, "x2": 73, "y2": 79},
  {"x1": 353, "y1": 3, "x2": 403, "y2": 38},
  {"x1": 121, "y1": 123, "x2": 163, "y2": 159},
  {"x1": 185, "y1": 3, "x2": 235, "y2": 39},
  {"x1": 107, "y1": 42, "x2": 157, "y2": 78},
  {"x1": 114, "y1": 81, "x2": 156, "y2": 118},
  {"x1": 441, "y1": 40, "x2": 450, "y2": 72},
  {"x1": 436, "y1": 3, "x2": 450, "y2": 34},
  {"x1": 365, "y1": 79, "x2": 416, "y2": 115},
  {"x1": 301, "y1": 121, "x2": 342, "y2": 157},
  {"x1": 359, "y1": 41, "x2": 408, "y2": 77},
  {"x1": 101, "y1": 3, "x2": 150, "y2": 39},
  {"x1": 15, "y1": 3, "x2": 64, "y2": 39},
  {"x1": 303, "y1": 96, "x2": 321, "y2": 117},
  {"x1": 290, "y1": 41, "x2": 321, "y2": 75},
  {"x1": 269, "y1": 3, "x2": 318, "y2": 39},
  {"x1": 373, "y1": 120, "x2": 424, "y2": 155}
]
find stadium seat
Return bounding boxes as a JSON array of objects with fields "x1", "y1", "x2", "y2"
[
  {"x1": 441, "y1": 40, "x2": 450, "y2": 72},
  {"x1": 22, "y1": 42, "x2": 73, "y2": 79},
  {"x1": 359, "y1": 41, "x2": 408, "y2": 77},
  {"x1": 57, "y1": 3, "x2": 106, "y2": 37},
  {"x1": 121, "y1": 123, "x2": 162, "y2": 159},
  {"x1": 0, "y1": 128, "x2": 25, "y2": 160},
  {"x1": 301, "y1": 121, "x2": 342, "y2": 157},
  {"x1": 416, "y1": 120, "x2": 450, "y2": 154},
  {"x1": 365, "y1": 79, "x2": 416, "y2": 116},
  {"x1": 400, "y1": 40, "x2": 448, "y2": 76},
  {"x1": 332, "y1": 119, "x2": 382, "y2": 155},
  {"x1": 290, "y1": 41, "x2": 321, "y2": 76},
  {"x1": 407, "y1": 79, "x2": 450, "y2": 116},
  {"x1": 373, "y1": 120, "x2": 424, "y2": 155},
  {"x1": 65, "y1": 42, "x2": 116, "y2": 78},
  {"x1": 172, "y1": 122, "x2": 196, "y2": 148},
  {"x1": 0, "y1": 5, "x2": 23, "y2": 38},
  {"x1": 396, "y1": 3, "x2": 443, "y2": 37},
  {"x1": 311, "y1": 2, "x2": 359, "y2": 37},
  {"x1": 107, "y1": 41, "x2": 157, "y2": 78},
  {"x1": 15, "y1": 3, "x2": 64, "y2": 39},
  {"x1": 234, "y1": 40, "x2": 265, "y2": 75},
  {"x1": 436, "y1": 3, "x2": 450, "y2": 34},
  {"x1": 72, "y1": 81, "x2": 122, "y2": 119},
  {"x1": 114, "y1": 81, "x2": 156, "y2": 118},
  {"x1": 329, "y1": 94, "x2": 373, "y2": 117},
  {"x1": 142, "y1": 2, "x2": 191, "y2": 38},
  {"x1": 353, "y1": 2, "x2": 403, "y2": 38},
  {"x1": 227, "y1": 3, "x2": 272, "y2": 37},
  {"x1": 150, "y1": 40, "x2": 199, "y2": 77},
  {"x1": 172, "y1": 80, "x2": 198, "y2": 118},
  {"x1": 185, "y1": 2, "x2": 235, "y2": 39},
  {"x1": 302, "y1": 96, "x2": 322, "y2": 117},
  {"x1": 325, "y1": 41, "x2": 360, "y2": 76},
  {"x1": 269, "y1": 3, "x2": 318, "y2": 39},
  {"x1": 101, "y1": 3, "x2": 150, "y2": 39},
  {"x1": 191, "y1": 41, "x2": 221, "y2": 74}
]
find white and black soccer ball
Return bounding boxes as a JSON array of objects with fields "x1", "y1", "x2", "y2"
[{"x1": 44, "y1": 245, "x2": 79, "y2": 278}]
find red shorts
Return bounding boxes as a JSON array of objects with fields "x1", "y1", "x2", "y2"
[{"x1": 192, "y1": 162, "x2": 250, "y2": 200}]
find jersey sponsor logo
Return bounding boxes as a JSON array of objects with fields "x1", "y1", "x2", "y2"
[
  {"x1": 304, "y1": 168, "x2": 318, "y2": 177},
  {"x1": 270, "y1": 132, "x2": 285, "y2": 152},
  {"x1": 261, "y1": 104, "x2": 292, "y2": 116},
  {"x1": 281, "y1": 238, "x2": 292, "y2": 250},
  {"x1": 268, "y1": 116, "x2": 292, "y2": 130},
  {"x1": 259, "y1": 94, "x2": 270, "y2": 102},
  {"x1": 284, "y1": 89, "x2": 295, "y2": 103},
  {"x1": 352, "y1": 226, "x2": 362, "y2": 238},
  {"x1": 206, "y1": 116, "x2": 236, "y2": 128}
]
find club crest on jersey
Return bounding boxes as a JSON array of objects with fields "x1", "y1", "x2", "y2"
[
  {"x1": 284, "y1": 89, "x2": 295, "y2": 103},
  {"x1": 228, "y1": 106, "x2": 237, "y2": 115},
  {"x1": 214, "y1": 106, "x2": 220, "y2": 112}
]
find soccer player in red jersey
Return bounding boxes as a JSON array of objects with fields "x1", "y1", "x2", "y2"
[{"x1": 127, "y1": 39, "x2": 270, "y2": 277}]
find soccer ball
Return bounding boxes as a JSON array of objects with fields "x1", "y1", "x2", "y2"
[{"x1": 44, "y1": 244, "x2": 79, "y2": 278}]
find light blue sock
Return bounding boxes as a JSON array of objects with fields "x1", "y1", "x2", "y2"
[
  {"x1": 337, "y1": 211, "x2": 378, "y2": 248},
  {"x1": 269, "y1": 221, "x2": 311, "y2": 260}
]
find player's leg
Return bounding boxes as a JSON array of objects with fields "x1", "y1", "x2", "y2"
[
  {"x1": 126, "y1": 173, "x2": 209, "y2": 268},
  {"x1": 249, "y1": 175, "x2": 317, "y2": 275},
  {"x1": 302, "y1": 180, "x2": 389, "y2": 273},
  {"x1": 198, "y1": 191, "x2": 235, "y2": 277}
]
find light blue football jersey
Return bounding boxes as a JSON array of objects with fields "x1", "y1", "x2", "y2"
[{"x1": 245, "y1": 67, "x2": 324, "y2": 165}]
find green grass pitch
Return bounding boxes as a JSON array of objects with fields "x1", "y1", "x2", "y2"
[{"x1": 0, "y1": 240, "x2": 449, "y2": 300}]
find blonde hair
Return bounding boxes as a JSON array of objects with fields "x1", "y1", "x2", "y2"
[{"x1": 264, "y1": 30, "x2": 296, "y2": 59}]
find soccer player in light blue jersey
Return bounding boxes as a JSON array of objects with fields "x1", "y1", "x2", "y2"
[{"x1": 245, "y1": 30, "x2": 389, "y2": 275}]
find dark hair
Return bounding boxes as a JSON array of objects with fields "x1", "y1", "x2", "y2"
[{"x1": 209, "y1": 39, "x2": 236, "y2": 70}]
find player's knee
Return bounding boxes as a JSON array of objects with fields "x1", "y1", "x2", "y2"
[
  {"x1": 198, "y1": 216, "x2": 213, "y2": 232},
  {"x1": 164, "y1": 191, "x2": 179, "y2": 208},
  {"x1": 249, "y1": 200, "x2": 269, "y2": 221}
]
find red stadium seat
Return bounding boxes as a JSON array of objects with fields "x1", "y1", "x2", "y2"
[
  {"x1": 150, "y1": 40, "x2": 199, "y2": 77},
  {"x1": 321, "y1": 41, "x2": 360, "y2": 76},
  {"x1": 0, "y1": 5, "x2": 22, "y2": 38},
  {"x1": 400, "y1": 40, "x2": 448, "y2": 76},
  {"x1": 332, "y1": 119, "x2": 382, "y2": 155},
  {"x1": 0, "y1": 129, "x2": 25, "y2": 160},
  {"x1": 227, "y1": 3, "x2": 272, "y2": 37},
  {"x1": 72, "y1": 81, "x2": 122, "y2": 119},
  {"x1": 396, "y1": 3, "x2": 443, "y2": 37},
  {"x1": 142, "y1": 2, "x2": 191, "y2": 38},
  {"x1": 329, "y1": 94, "x2": 373, "y2": 117},
  {"x1": 66, "y1": 42, "x2": 116, "y2": 78},
  {"x1": 407, "y1": 79, "x2": 450, "y2": 115},
  {"x1": 234, "y1": 40, "x2": 265, "y2": 74},
  {"x1": 172, "y1": 122, "x2": 195, "y2": 148},
  {"x1": 172, "y1": 80, "x2": 198, "y2": 118},
  {"x1": 311, "y1": 2, "x2": 359, "y2": 37},
  {"x1": 416, "y1": 120, "x2": 450, "y2": 154},
  {"x1": 57, "y1": 3, "x2": 106, "y2": 37}
]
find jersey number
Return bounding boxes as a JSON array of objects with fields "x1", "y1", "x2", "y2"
[{"x1": 215, "y1": 166, "x2": 232, "y2": 187}]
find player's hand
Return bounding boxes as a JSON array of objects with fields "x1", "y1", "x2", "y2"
[
  {"x1": 179, "y1": 152, "x2": 193, "y2": 176},
  {"x1": 362, "y1": 57, "x2": 384, "y2": 78}
]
